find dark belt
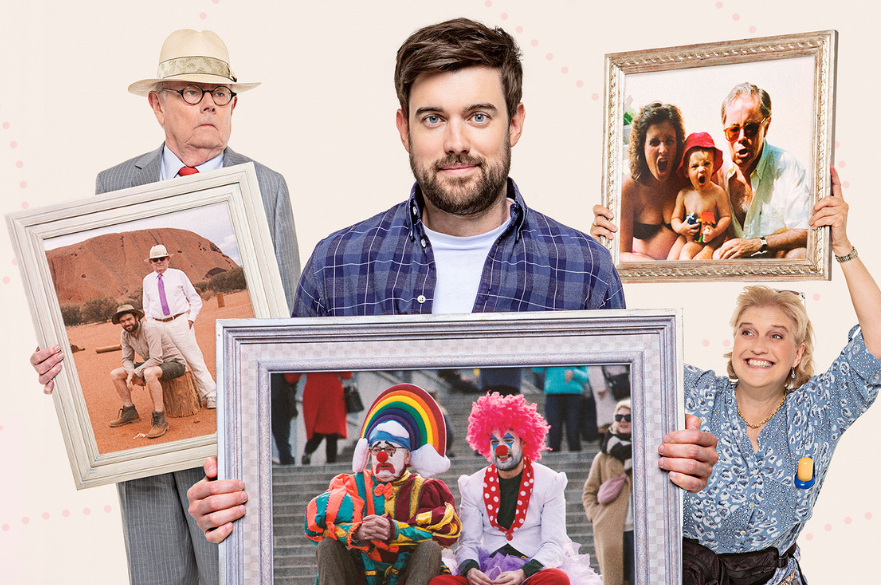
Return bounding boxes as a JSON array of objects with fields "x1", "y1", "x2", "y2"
[{"x1": 155, "y1": 312, "x2": 185, "y2": 323}]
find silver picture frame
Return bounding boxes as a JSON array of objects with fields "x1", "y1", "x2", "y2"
[
  {"x1": 600, "y1": 30, "x2": 837, "y2": 281},
  {"x1": 6, "y1": 163, "x2": 289, "y2": 488},
  {"x1": 217, "y1": 309, "x2": 684, "y2": 585}
]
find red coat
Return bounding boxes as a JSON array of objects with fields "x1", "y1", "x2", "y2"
[{"x1": 286, "y1": 372, "x2": 352, "y2": 439}]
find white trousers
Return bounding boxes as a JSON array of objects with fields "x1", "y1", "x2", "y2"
[{"x1": 153, "y1": 315, "x2": 216, "y2": 399}]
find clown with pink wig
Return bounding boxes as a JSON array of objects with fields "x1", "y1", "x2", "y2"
[{"x1": 430, "y1": 393, "x2": 601, "y2": 585}]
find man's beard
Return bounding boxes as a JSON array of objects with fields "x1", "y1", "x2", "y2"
[{"x1": 410, "y1": 140, "x2": 511, "y2": 216}]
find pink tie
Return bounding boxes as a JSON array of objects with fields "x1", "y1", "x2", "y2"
[
  {"x1": 178, "y1": 166, "x2": 199, "y2": 176},
  {"x1": 157, "y1": 274, "x2": 171, "y2": 316}
]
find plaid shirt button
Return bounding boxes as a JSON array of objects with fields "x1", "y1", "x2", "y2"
[{"x1": 417, "y1": 295, "x2": 426, "y2": 304}]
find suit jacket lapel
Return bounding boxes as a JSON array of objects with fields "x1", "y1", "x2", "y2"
[
  {"x1": 130, "y1": 145, "x2": 164, "y2": 187},
  {"x1": 222, "y1": 146, "x2": 246, "y2": 168}
]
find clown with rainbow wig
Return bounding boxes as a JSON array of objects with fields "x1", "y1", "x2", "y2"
[
  {"x1": 430, "y1": 393, "x2": 601, "y2": 585},
  {"x1": 304, "y1": 384, "x2": 461, "y2": 585}
]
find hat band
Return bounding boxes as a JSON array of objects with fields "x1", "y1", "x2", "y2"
[{"x1": 156, "y1": 56, "x2": 237, "y2": 83}]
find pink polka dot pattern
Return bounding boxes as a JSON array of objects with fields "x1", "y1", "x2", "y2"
[
  {"x1": 844, "y1": 517, "x2": 852, "y2": 524},
  {"x1": 500, "y1": 13, "x2": 508, "y2": 20},
  {"x1": 516, "y1": 26, "x2": 523, "y2": 33},
  {"x1": 749, "y1": 26, "x2": 756, "y2": 34},
  {"x1": 866, "y1": 512, "x2": 873, "y2": 520},
  {"x1": 1, "y1": 524, "x2": 8, "y2": 531},
  {"x1": 561, "y1": 67, "x2": 568, "y2": 74},
  {"x1": 702, "y1": 339, "x2": 710, "y2": 347},
  {"x1": 42, "y1": 513, "x2": 49, "y2": 520},
  {"x1": 716, "y1": 1, "x2": 723, "y2": 7},
  {"x1": 813, "y1": 293, "x2": 821, "y2": 301},
  {"x1": 733, "y1": 13, "x2": 740, "y2": 21},
  {"x1": 83, "y1": 508, "x2": 91, "y2": 515},
  {"x1": 21, "y1": 517, "x2": 29, "y2": 525},
  {"x1": 199, "y1": 12, "x2": 207, "y2": 19},
  {"x1": 485, "y1": 0, "x2": 492, "y2": 6},
  {"x1": 10, "y1": 259, "x2": 15, "y2": 266},
  {"x1": 62, "y1": 510, "x2": 70, "y2": 517},
  {"x1": 546, "y1": 53, "x2": 553, "y2": 61},
  {"x1": 2, "y1": 122, "x2": 9, "y2": 130},
  {"x1": 834, "y1": 141, "x2": 841, "y2": 148},
  {"x1": 722, "y1": 339, "x2": 731, "y2": 347},
  {"x1": 842, "y1": 181, "x2": 850, "y2": 189},
  {"x1": 591, "y1": 93, "x2": 599, "y2": 100},
  {"x1": 530, "y1": 40, "x2": 538, "y2": 47},
  {"x1": 15, "y1": 160, "x2": 22, "y2": 168},
  {"x1": 104, "y1": 505, "x2": 112, "y2": 513},
  {"x1": 212, "y1": 0, "x2": 219, "y2": 3},
  {"x1": 2, "y1": 277, "x2": 9, "y2": 285},
  {"x1": 838, "y1": 161, "x2": 846, "y2": 168},
  {"x1": 805, "y1": 533, "x2": 813, "y2": 540},
  {"x1": 575, "y1": 81, "x2": 583, "y2": 88},
  {"x1": 21, "y1": 202, "x2": 28, "y2": 209},
  {"x1": 19, "y1": 181, "x2": 26, "y2": 189},
  {"x1": 10, "y1": 141, "x2": 17, "y2": 148},
  {"x1": 824, "y1": 524, "x2": 832, "y2": 531}
]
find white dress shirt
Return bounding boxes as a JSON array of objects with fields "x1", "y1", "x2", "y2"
[{"x1": 142, "y1": 268, "x2": 203, "y2": 321}]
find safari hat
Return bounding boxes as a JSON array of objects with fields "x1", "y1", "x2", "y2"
[
  {"x1": 678, "y1": 132, "x2": 724, "y2": 176},
  {"x1": 112, "y1": 304, "x2": 145, "y2": 324},
  {"x1": 148, "y1": 245, "x2": 172, "y2": 260},
  {"x1": 128, "y1": 29, "x2": 261, "y2": 97}
]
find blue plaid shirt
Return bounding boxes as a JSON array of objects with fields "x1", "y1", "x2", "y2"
[{"x1": 293, "y1": 179, "x2": 624, "y2": 317}]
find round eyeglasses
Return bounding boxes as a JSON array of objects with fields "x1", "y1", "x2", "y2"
[
  {"x1": 370, "y1": 445, "x2": 398, "y2": 456},
  {"x1": 161, "y1": 85, "x2": 236, "y2": 106}
]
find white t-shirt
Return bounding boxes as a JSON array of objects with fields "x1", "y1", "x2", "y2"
[{"x1": 423, "y1": 220, "x2": 509, "y2": 314}]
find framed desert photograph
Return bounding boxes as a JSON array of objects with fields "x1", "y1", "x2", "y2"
[
  {"x1": 6, "y1": 163, "x2": 288, "y2": 489},
  {"x1": 217, "y1": 310, "x2": 683, "y2": 585},
  {"x1": 600, "y1": 30, "x2": 837, "y2": 282}
]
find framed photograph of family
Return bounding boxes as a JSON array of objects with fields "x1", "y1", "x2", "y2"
[
  {"x1": 600, "y1": 30, "x2": 838, "y2": 282},
  {"x1": 217, "y1": 309, "x2": 683, "y2": 585},
  {"x1": 6, "y1": 163, "x2": 289, "y2": 489}
]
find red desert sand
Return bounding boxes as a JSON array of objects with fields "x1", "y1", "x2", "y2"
[{"x1": 67, "y1": 290, "x2": 254, "y2": 454}]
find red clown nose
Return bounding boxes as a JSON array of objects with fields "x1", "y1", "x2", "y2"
[
  {"x1": 376, "y1": 451, "x2": 389, "y2": 463},
  {"x1": 495, "y1": 444, "x2": 509, "y2": 457}
]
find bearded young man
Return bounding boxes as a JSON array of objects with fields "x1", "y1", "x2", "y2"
[
  {"x1": 304, "y1": 385, "x2": 460, "y2": 585},
  {"x1": 188, "y1": 17, "x2": 718, "y2": 545}
]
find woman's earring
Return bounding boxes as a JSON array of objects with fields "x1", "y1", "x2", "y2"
[{"x1": 791, "y1": 368, "x2": 796, "y2": 379}]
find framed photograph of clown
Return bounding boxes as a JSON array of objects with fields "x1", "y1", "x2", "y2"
[{"x1": 216, "y1": 309, "x2": 683, "y2": 585}]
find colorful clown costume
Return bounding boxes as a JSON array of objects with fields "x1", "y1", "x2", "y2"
[{"x1": 305, "y1": 384, "x2": 460, "y2": 585}]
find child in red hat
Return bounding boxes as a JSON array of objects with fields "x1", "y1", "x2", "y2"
[{"x1": 668, "y1": 132, "x2": 732, "y2": 260}]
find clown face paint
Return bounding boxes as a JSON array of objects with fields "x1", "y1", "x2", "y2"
[
  {"x1": 370, "y1": 441, "x2": 410, "y2": 482},
  {"x1": 489, "y1": 429, "x2": 523, "y2": 473}
]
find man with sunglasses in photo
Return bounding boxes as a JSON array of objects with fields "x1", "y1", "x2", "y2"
[
  {"x1": 142, "y1": 244, "x2": 216, "y2": 409},
  {"x1": 712, "y1": 82, "x2": 809, "y2": 259},
  {"x1": 28, "y1": 29, "x2": 300, "y2": 585}
]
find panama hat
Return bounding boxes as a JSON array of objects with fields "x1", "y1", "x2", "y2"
[
  {"x1": 128, "y1": 29, "x2": 261, "y2": 96},
  {"x1": 148, "y1": 245, "x2": 172, "y2": 260}
]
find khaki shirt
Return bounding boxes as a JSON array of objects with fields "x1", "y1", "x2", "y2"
[{"x1": 121, "y1": 319, "x2": 185, "y2": 377}]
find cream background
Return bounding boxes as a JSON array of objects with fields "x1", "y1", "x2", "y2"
[{"x1": 0, "y1": 0, "x2": 877, "y2": 583}]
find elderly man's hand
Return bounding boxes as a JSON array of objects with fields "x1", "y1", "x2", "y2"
[
  {"x1": 657, "y1": 414, "x2": 718, "y2": 493},
  {"x1": 354, "y1": 515, "x2": 392, "y2": 542},
  {"x1": 30, "y1": 345, "x2": 64, "y2": 394},
  {"x1": 714, "y1": 237, "x2": 762, "y2": 259},
  {"x1": 186, "y1": 457, "x2": 248, "y2": 543}
]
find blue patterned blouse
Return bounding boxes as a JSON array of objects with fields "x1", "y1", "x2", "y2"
[{"x1": 683, "y1": 326, "x2": 881, "y2": 583}]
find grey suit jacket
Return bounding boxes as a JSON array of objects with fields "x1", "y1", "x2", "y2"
[{"x1": 96, "y1": 145, "x2": 301, "y2": 311}]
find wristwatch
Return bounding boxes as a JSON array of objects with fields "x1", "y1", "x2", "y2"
[{"x1": 758, "y1": 236, "x2": 768, "y2": 254}]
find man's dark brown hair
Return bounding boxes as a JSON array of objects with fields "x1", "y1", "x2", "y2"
[{"x1": 394, "y1": 17, "x2": 523, "y2": 120}]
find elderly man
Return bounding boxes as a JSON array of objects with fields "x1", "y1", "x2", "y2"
[
  {"x1": 142, "y1": 244, "x2": 216, "y2": 408},
  {"x1": 188, "y1": 17, "x2": 717, "y2": 545},
  {"x1": 305, "y1": 384, "x2": 460, "y2": 585},
  {"x1": 713, "y1": 82, "x2": 809, "y2": 259},
  {"x1": 30, "y1": 29, "x2": 300, "y2": 585},
  {"x1": 431, "y1": 393, "x2": 601, "y2": 585},
  {"x1": 109, "y1": 304, "x2": 187, "y2": 439}
]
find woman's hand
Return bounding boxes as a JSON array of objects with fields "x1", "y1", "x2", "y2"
[
  {"x1": 810, "y1": 166, "x2": 851, "y2": 256},
  {"x1": 590, "y1": 205, "x2": 618, "y2": 241}
]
